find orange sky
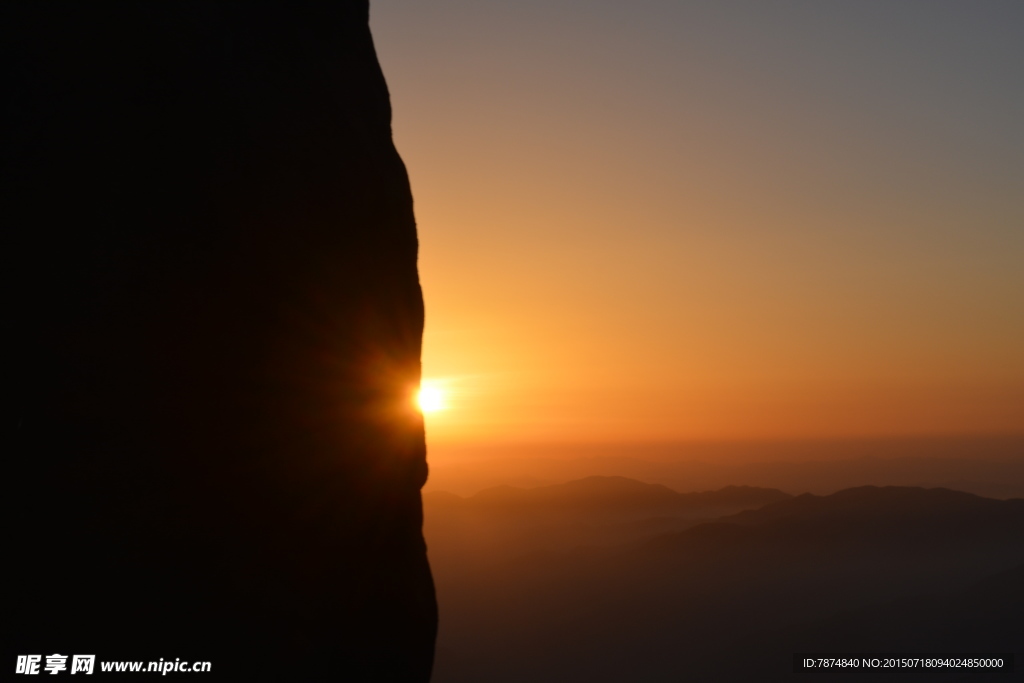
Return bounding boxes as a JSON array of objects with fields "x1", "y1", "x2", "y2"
[{"x1": 373, "y1": 1, "x2": 1024, "y2": 449}]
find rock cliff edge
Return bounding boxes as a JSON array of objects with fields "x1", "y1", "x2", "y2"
[{"x1": 5, "y1": 2, "x2": 436, "y2": 679}]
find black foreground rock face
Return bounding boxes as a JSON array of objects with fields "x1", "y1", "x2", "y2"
[{"x1": 4, "y1": 3, "x2": 436, "y2": 680}]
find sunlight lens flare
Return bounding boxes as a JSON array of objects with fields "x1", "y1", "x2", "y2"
[{"x1": 416, "y1": 382, "x2": 446, "y2": 413}]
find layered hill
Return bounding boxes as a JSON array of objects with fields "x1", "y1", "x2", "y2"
[
  {"x1": 650, "y1": 485, "x2": 1024, "y2": 552},
  {"x1": 431, "y1": 476, "x2": 789, "y2": 512},
  {"x1": 428, "y1": 485, "x2": 1024, "y2": 683},
  {"x1": 424, "y1": 477, "x2": 791, "y2": 570}
]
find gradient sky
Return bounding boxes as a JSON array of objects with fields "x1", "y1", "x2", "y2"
[{"x1": 370, "y1": 0, "x2": 1024, "y2": 447}]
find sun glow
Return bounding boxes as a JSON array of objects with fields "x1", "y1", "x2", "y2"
[{"x1": 417, "y1": 382, "x2": 446, "y2": 413}]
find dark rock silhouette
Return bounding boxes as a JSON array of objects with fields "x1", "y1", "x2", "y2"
[{"x1": 4, "y1": 2, "x2": 435, "y2": 679}]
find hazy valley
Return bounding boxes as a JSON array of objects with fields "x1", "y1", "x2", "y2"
[{"x1": 425, "y1": 463, "x2": 1024, "y2": 682}]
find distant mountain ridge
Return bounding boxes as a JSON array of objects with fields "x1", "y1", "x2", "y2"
[
  {"x1": 422, "y1": 477, "x2": 794, "y2": 576},
  {"x1": 648, "y1": 486, "x2": 1024, "y2": 553},
  {"x1": 647, "y1": 485, "x2": 1024, "y2": 565},
  {"x1": 427, "y1": 476, "x2": 791, "y2": 512},
  {"x1": 425, "y1": 451, "x2": 1024, "y2": 499},
  {"x1": 725, "y1": 485, "x2": 1024, "y2": 522}
]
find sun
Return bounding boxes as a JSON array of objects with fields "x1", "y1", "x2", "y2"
[{"x1": 416, "y1": 382, "x2": 446, "y2": 413}]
